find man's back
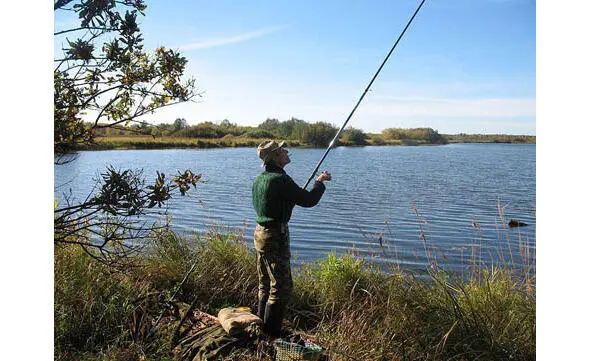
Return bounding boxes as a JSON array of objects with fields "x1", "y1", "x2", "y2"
[{"x1": 252, "y1": 170, "x2": 293, "y2": 225}]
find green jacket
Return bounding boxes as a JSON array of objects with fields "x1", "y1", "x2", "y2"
[{"x1": 252, "y1": 164, "x2": 326, "y2": 225}]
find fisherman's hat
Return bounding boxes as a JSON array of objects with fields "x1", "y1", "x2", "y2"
[{"x1": 257, "y1": 140, "x2": 286, "y2": 163}]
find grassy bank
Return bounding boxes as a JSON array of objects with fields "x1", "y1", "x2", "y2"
[
  {"x1": 81, "y1": 135, "x2": 406, "y2": 151},
  {"x1": 55, "y1": 226, "x2": 535, "y2": 360},
  {"x1": 79, "y1": 136, "x2": 305, "y2": 151},
  {"x1": 443, "y1": 133, "x2": 536, "y2": 144},
  {"x1": 78, "y1": 133, "x2": 534, "y2": 151}
]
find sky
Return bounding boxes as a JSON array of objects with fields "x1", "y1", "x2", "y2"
[
  {"x1": 53, "y1": 0, "x2": 536, "y2": 135},
  {"x1": 4, "y1": 2, "x2": 591, "y2": 359}
]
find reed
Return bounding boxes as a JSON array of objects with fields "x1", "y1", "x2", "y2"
[
  {"x1": 55, "y1": 218, "x2": 535, "y2": 360},
  {"x1": 54, "y1": 244, "x2": 158, "y2": 359},
  {"x1": 291, "y1": 254, "x2": 534, "y2": 360}
]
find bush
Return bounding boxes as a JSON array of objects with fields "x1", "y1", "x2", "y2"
[
  {"x1": 382, "y1": 127, "x2": 447, "y2": 144},
  {"x1": 175, "y1": 122, "x2": 223, "y2": 138},
  {"x1": 367, "y1": 133, "x2": 387, "y2": 145},
  {"x1": 240, "y1": 129, "x2": 276, "y2": 139},
  {"x1": 339, "y1": 127, "x2": 367, "y2": 146},
  {"x1": 301, "y1": 121, "x2": 337, "y2": 147}
]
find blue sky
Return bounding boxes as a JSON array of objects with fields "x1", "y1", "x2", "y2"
[{"x1": 54, "y1": 0, "x2": 536, "y2": 134}]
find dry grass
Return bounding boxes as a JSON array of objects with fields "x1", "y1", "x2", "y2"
[
  {"x1": 85, "y1": 136, "x2": 304, "y2": 150},
  {"x1": 55, "y1": 214, "x2": 535, "y2": 360}
]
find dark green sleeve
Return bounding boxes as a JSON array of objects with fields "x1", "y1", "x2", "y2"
[{"x1": 280, "y1": 175, "x2": 326, "y2": 208}]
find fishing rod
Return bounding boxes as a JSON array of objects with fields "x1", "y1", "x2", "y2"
[{"x1": 303, "y1": 0, "x2": 427, "y2": 189}]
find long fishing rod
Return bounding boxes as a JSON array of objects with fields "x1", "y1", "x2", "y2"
[{"x1": 303, "y1": 0, "x2": 427, "y2": 189}]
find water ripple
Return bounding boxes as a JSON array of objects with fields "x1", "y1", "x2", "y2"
[{"x1": 54, "y1": 144, "x2": 536, "y2": 273}]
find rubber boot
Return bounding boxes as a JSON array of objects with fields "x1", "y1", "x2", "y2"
[{"x1": 262, "y1": 302, "x2": 285, "y2": 338}]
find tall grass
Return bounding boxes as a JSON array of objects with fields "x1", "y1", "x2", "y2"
[
  {"x1": 55, "y1": 220, "x2": 535, "y2": 360},
  {"x1": 54, "y1": 244, "x2": 158, "y2": 360},
  {"x1": 291, "y1": 253, "x2": 534, "y2": 360},
  {"x1": 85, "y1": 136, "x2": 304, "y2": 151}
]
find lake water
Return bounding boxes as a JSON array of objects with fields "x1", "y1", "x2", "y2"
[{"x1": 54, "y1": 144, "x2": 536, "y2": 274}]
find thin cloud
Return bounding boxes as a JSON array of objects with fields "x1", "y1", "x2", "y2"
[
  {"x1": 362, "y1": 96, "x2": 535, "y2": 118},
  {"x1": 175, "y1": 26, "x2": 287, "y2": 51}
]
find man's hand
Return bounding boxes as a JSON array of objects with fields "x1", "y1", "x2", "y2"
[{"x1": 316, "y1": 171, "x2": 332, "y2": 182}]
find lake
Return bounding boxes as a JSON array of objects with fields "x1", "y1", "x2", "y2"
[{"x1": 54, "y1": 143, "x2": 536, "y2": 274}]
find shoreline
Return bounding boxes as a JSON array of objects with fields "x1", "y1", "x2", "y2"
[{"x1": 74, "y1": 135, "x2": 535, "y2": 151}]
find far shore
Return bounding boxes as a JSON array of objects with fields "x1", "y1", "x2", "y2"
[{"x1": 76, "y1": 134, "x2": 535, "y2": 151}]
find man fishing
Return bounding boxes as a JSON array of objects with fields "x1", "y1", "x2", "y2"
[{"x1": 252, "y1": 140, "x2": 332, "y2": 338}]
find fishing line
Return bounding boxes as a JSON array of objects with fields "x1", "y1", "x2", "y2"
[{"x1": 303, "y1": 0, "x2": 427, "y2": 189}]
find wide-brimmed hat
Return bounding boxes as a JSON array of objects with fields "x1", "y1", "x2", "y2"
[{"x1": 257, "y1": 140, "x2": 286, "y2": 163}]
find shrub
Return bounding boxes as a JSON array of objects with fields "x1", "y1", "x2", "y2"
[
  {"x1": 382, "y1": 127, "x2": 447, "y2": 144},
  {"x1": 175, "y1": 122, "x2": 223, "y2": 138},
  {"x1": 240, "y1": 129, "x2": 275, "y2": 139},
  {"x1": 368, "y1": 133, "x2": 387, "y2": 145},
  {"x1": 339, "y1": 127, "x2": 368, "y2": 146},
  {"x1": 301, "y1": 121, "x2": 337, "y2": 147}
]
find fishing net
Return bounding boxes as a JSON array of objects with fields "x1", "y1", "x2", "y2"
[{"x1": 273, "y1": 339, "x2": 324, "y2": 361}]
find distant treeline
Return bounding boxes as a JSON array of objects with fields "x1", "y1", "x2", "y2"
[
  {"x1": 92, "y1": 117, "x2": 453, "y2": 147},
  {"x1": 92, "y1": 118, "x2": 534, "y2": 148},
  {"x1": 443, "y1": 133, "x2": 536, "y2": 144}
]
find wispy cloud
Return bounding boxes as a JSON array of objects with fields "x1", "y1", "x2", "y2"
[
  {"x1": 363, "y1": 96, "x2": 536, "y2": 118},
  {"x1": 175, "y1": 26, "x2": 287, "y2": 51}
]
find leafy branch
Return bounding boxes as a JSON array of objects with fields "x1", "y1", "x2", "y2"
[
  {"x1": 54, "y1": 0, "x2": 202, "y2": 156},
  {"x1": 55, "y1": 167, "x2": 203, "y2": 265}
]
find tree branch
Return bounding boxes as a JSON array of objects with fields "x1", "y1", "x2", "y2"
[{"x1": 54, "y1": 26, "x2": 118, "y2": 36}]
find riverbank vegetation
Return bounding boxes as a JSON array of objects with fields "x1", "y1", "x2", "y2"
[
  {"x1": 444, "y1": 133, "x2": 536, "y2": 144},
  {"x1": 80, "y1": 118, "x2": 534, "y2": 151},
  {"x1": 55, "y1": 224, "x2": 535, "y2": 361}
]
